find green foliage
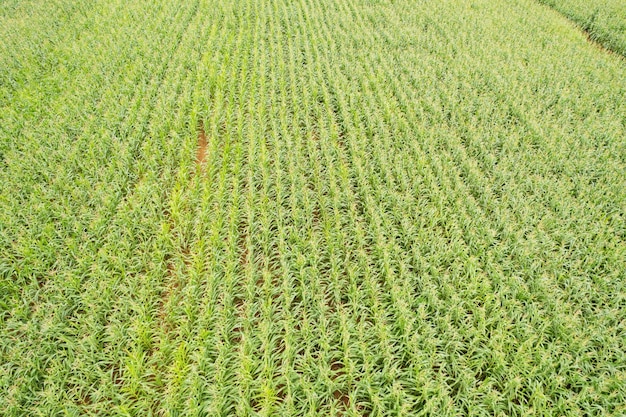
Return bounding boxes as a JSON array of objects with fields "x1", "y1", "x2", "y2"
[
  {"x1": 1, "y1": 0, "x2": 625, "y2": 415},
  {"x1": 539, "y1": 0, "x2": 626, "y2": 56}
]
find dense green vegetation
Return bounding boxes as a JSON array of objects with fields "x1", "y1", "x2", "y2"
[
  {"x1": 1, "y1": 0, "x2": 625, "y2": 415},
  {"x1": 540, "y1": 0, "x2": 626, "y2": 56}
]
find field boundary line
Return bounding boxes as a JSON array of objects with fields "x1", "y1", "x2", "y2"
[{"x1": 535, "y1": 0, "x2": 626, "y2": 60}]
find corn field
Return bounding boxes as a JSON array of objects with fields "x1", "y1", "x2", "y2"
[{"x1": 1, "y1": 0, "x2": 625, "y2": 415}]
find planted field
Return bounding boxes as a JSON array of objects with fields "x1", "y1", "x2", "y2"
[
  {"x1": 540, "y1": 0, "x2": 626, "y2": 56},
  {"x1": 1, "y1": 0, "x2": 625, "y2": 416}
]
